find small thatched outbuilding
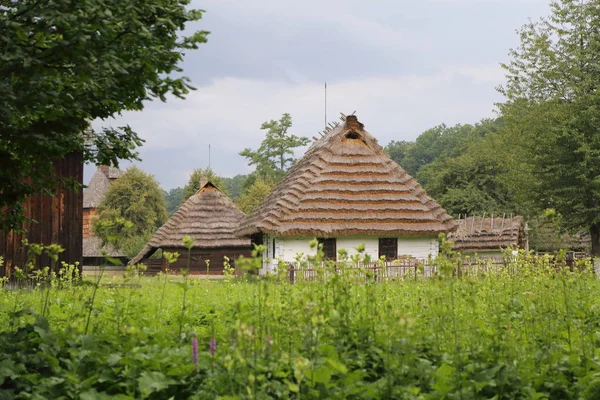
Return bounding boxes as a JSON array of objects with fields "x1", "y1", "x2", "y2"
[
  {"x1": 237, "y1": 114, "x2": 457, "y2": 273},
  {"x1": 130, "y1": 180, "x2": 251, "y2": 274},
  {"x1": 448, "y1": 215, "x2": 528, "y2": 256}
]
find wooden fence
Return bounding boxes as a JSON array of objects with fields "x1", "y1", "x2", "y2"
[
  {"x1": 285, "y1": 254, "x2": 591, "y2": 283},
  {"x1": 89, "y1": 253, "x2": 593, "y2": 282}
]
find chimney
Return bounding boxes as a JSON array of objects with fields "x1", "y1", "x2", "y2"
[{"x1": 345, "y1": 114, "x2": 363, "y2": 131}]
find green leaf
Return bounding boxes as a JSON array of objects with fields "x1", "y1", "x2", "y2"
[{"x1": 137, "y1": 371, "x2": 175, "y2": 397}]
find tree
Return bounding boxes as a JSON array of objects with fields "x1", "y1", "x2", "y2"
[
  {"x1": 236, "y1": 176, "x2": 275, "y2": 215},
  {"x1": 182, "y1": 168, "x2": 228, "y2": 202},
  {"x1": 221, "y1": 174, "x2": 248, "y2": 201},
  {"x1": 383, "y1": 140, "x2": 413, "y2": 168},
  {"x1": 163, "y1": 187, "x2": 184, "y2": 215},
  {"x1": 0, "y1": 0, "x2": 208, "y2": 230},
  {"x1": 239, "y1": 113, "x2": 310, "y2": 181},
  {"x1": 93, "y1": 167, "x2": 167, "y2": 259},
  {"x1": 498, "y1": 0, "x2": 600, "y2": 255},
  {"x1": 400, "y1": 124, "x2": 480, "y2": 176},
  {"x1": 415, "y1": 119, "x2": 520, "y2": 216}
]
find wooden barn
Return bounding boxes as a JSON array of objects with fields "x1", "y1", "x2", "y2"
[
  {"x1": 236, "y1": 114, "x2": 457, "y2": 273},
  {"x1": 129, "y1": 179, "x2": 252, "y2": 274},
  {"x1": 0, "y1": 152, "x2": 83, "y2": 277},
  {"x1": 448, "y1": 215, "x2": 528, "y2": 257},
  {"x1": 82, "y1": 165, "x2": 126, "y2": 265}
]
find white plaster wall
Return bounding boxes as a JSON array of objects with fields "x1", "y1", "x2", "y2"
[
  {"x1": 281, "y1": 238, "x2": 317, "y2": 262},
  {"x1": 276, "y1": 235, "x2": 439, "y2": 263},
  {"x1": 397, "y1": 237, "x2": 439, "y2": 259},
  {"x1": 261, "y1": 234, "x2": 285, "y2": 275},
  {"x1": 337, "y1": 237, "x2": 379, "y2": 258}
]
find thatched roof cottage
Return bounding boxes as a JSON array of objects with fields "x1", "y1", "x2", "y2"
[
  {"x1": 130, "y1": 180, "x2": 251, "y2": 274},
  {"x1": 237, "y1": 114, "x2": 457, "y2": 273},
  {"x1": 448, "y1": 215, "x2": 528, "y2": 256},
  {"x1": 82, "y1": 165, "x2": 125, "y2": 265}
]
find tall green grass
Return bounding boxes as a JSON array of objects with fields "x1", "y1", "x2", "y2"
[{"x1": 1, "y1": 246, "x2": 600, "y2": 398}]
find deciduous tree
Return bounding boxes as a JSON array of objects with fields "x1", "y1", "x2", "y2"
[
  {"x1": 236, "y1": 176, "x2": 275, "y2": 215},
  {"x1": 221, "y1": 174, "x2": 248, "y2": 201},
  {"x1": 383, "y1": 140, "x2": 413, "y2": 169},
  {"x1": 239, "y1": 113, "x2": 309, "y2": 181},
  {"x1": 93, "y1": 167, "x2": 167, "y2": 259},
  {"x1": 498, "y1": 0, "x2": 600, "y2": 255},
  {"x1": 0, "y1": 0, "x2": 208, "y2": 230},
  {"x1": 163, "y1": 187, "x2": 184, "y2": 215}
]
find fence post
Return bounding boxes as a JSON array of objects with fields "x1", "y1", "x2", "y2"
[
  {"x1": 414, "y1": 263, "x2": 417, "y2": 281},
  {"x1": 288, "y1": 267, "x2": 295, "y2": 284}
]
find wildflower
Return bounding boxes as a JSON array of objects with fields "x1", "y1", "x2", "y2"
[
  {"x1": 192, "y1": 337, "x2": 199, "y2": 370},
  {"x1": 209, "y1": 338, "x2": 217, "y2": 356}
]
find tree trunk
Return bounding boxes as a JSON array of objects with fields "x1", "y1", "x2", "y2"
[{"x1": 590, "y1": 223, "x2": 600, "y2": 257}]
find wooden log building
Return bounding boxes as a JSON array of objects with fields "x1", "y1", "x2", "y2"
[{"x1": 0, "y1": 152, "x2": 83, "y2": 277}]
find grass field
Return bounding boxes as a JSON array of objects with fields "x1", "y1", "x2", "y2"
[{"x1": 1, "y1": 252, "x2": 600, "y2": 399}]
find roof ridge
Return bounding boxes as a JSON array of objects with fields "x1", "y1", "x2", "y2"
[{"x1": 237, "y1": 114, "x2": 456, "y2": 237}]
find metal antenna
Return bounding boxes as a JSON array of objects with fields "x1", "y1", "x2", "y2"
[
  {"x1": 208, "y1": 143, "x2": 211, "y2": 169},
  {"x1": 324, "y1": 82, "x2": 327, "y2": 130}
]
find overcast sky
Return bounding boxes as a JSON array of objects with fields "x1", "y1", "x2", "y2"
[{"x1": 88, "y1": 0, "x2": 550, "y2": 190}]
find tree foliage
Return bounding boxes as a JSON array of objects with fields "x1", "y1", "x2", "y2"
[
  {"x1": 399, "y1": 124, "x2": 485, "y2": 176},
  {"x1": 182, "y1": 168, "x2": 228, "y2": 202},
  {"x1": 0, "y1": 0, "x2": 208, "y2": 230},
  {"x1": 221, "y1": 174, "x2": 248, "y2": 201},
  {"x1": 93, "y1": 167, "x2": 167, "y2": 259},
  {"x1": 239, "y1": 113, "x2": 309, "y2": 181},
  {"x1": 383, "y1": 140, "x2": 413, "y2": 169},
  {"x1": 236, "y1": 176, "x2": 275, "y2": 215},
  {"x1": 415, "y1": 119, "x2": 517, "y2": 216},
  {"x1": 163, "y1": 187, "x2": 184, "y2": 215},
  {"x1": 498, "y1": 0, "x2": 600, "y2": 255}
]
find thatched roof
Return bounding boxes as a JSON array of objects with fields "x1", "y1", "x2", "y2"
[
  {"x1": 83, "y1": 237, "x2": 125, "y2": 258},
  {"x1": 130, "y1": 180, "x2": 250, "y2": 265},
  {"x1": 448, "y1": 215, "x2": 527, "y2": 253},
  {"x1": 237, "y1": 114, "x2": 456, "y2": 237},
  {"x1": 83, "y1": 165, "x2": 123, "y2": 208}
]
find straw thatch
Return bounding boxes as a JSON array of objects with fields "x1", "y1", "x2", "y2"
[
  {"x1": 82, "y1": 236, "x2": 125, "y2": 258},
  {"x1": 237, "y1": 114, "x2": 456, "y2": 237},
  {"x1": 130, "y1": 180, "x2": 250, "y2": 265},
  {"x1": 83, "y1": 165, "x2": 123, "y2": 209},
  {"x1": 449, "y1": 215, "x2": 527, "y2": 253}
]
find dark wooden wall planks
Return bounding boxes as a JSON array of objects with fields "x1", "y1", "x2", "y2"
[
  {"x1": 158, "y1": 246, "x2": 253, "y2": 274},
  {"x1": 0, "y1": 152, "x2": 83, "y2": 277}
]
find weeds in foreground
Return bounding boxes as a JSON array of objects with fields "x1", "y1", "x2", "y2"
[{"x1": 1, "y1": 243, "x2": 600, "y2": 398}]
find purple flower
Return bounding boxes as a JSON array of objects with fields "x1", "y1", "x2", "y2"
[
  {"x1": 209, "y1": 338, "x2": 217, "y2": 356},
  {"x1": 192, "y1": 337, "x2": 199, "y2": 370}
]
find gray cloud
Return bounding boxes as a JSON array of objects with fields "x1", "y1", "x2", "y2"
[{"x1": 88, "y1": 0, "x2": 550, "y2": 189}]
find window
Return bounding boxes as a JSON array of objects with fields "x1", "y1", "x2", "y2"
[
  {"x1": 379, "y1": 238, "x2": 398, "y2": 261},
  {"x1": 317, "y1": 238, "x2": 337, "y2": 260}
]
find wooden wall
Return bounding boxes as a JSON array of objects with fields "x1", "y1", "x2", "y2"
[
  {"x1": 83, "y1": 208, "x2": 97, "y2": 238},
  {"x1": 0, "y1": 152, "x2": 83, "y2": 277},
  {"x1": 160, "y1": 246, "x2": 252, "y2": 274}
]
